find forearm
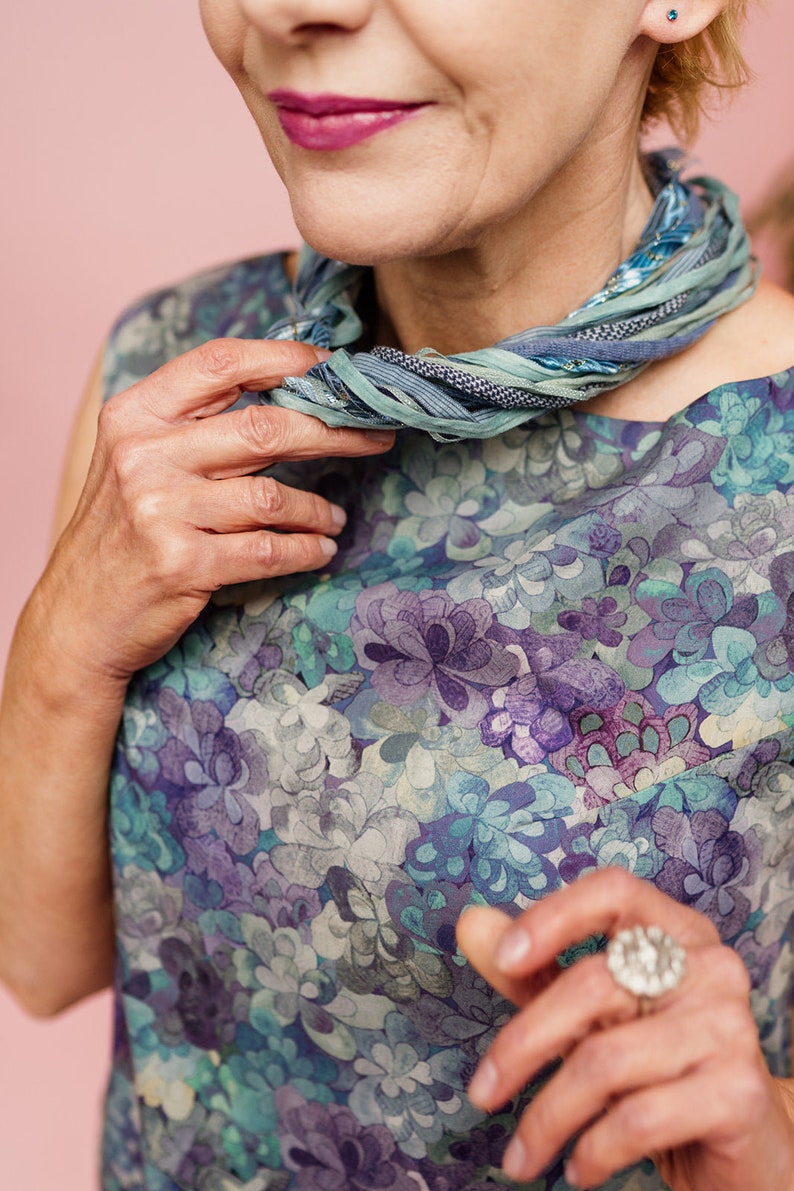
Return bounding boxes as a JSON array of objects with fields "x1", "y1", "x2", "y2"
[{"x1": 0, "y1": 576, "x2": 128, "y2": 1016}]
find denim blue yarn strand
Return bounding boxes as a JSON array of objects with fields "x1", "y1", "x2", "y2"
[{"x1": 261, "y1": 151, "x2": 757, "y2": 442}]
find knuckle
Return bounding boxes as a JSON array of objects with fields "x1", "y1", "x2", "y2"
[
  {"x1": 255, "y1": 477, "x2": 286, "y2": 521},
  {"x1": 578, "y1": 957, "x2": 614, "y2": 1005},
  {"x1": 527, "y1": 1094, "x2": 564, "y2": 1146},
  {"x1": 108, "y1": 436, "x2": 149, "y2": 489},
  {"x1": 240, "y1": 404, "x2": 282, "y2": 456},
  {"x1": 150, "y1": 535, "x2": 197, "y2": 588},
  {"x1": 97, "y1": 394, "x2": 126, "y2": 442},
  {"x1": 712, "y1": 946, "x2": 751, "y2": 995},
  {"x1": 600, "y1": 867, "x2": 636, "y2": 902},
  {"x1": 129, "y1": 489, "x2": 169, "y2": 535},
  {"x1": 195, "y1": 338, "x2": 241, "y2": 383},
  {"x1": 612, "y1": 1095, "x2": 656, "y2": 1147},
  {"x1": 714, "y1": 1000, "x2": 758, "y2": 1051},
  {"x1": 731, "y1": 1065, "x2": 769, "y2": 1122},
  {"x1": 253, "y1": 531, "x2": 278, "y2": 574},
  {"x1": 572, "y1": 1033, "x2": 623, "y2": 1088}
]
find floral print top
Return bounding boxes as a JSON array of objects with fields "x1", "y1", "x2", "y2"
[{"x1": 101, "y1": 253, "x2": 794, "y2": 1191}]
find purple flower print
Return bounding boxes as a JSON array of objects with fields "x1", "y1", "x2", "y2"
[
  {"x1": 275, "y1": 1087, "x2": 420, "y2": 1191},
  {"x1": 352, "y1": 584, "x2": 519, "y2": 728},
  {"x1": 481, "y1": 627, "x2": 623, "y2": 764},
  {"x1": 248, "y1": 853, "x2": 323, "y2": 931},
  {"x1": 156, "y1": 937, "x2": 237, "y2": 1049},
  {"x1": 550, "y1": 693, "x2": 709, "y2": 808},
  {"x1": 629, "y1": 567, "x2": 759, "y2": 669},
  {"x1": 654, "y1": 807, "x2": 763, "y2": 940},
  {"x1": 181, "y1": 838, "x2": 322, "y2": 929},
  {"x1": 157, "y1": 690, "x2": 270, "y2": 855},
  {"x1": 753, "y1": 551, "x2": 794, "y2": 682},
  {"x1": 384, "y1": 879, "x2": 477, "y2": 958},
  {"x1": 557, "y1": 595, "x2": 627, "y2": 648},
  {"x1": 399, "y1": 962, "x2": 514, "y2": 1062}
]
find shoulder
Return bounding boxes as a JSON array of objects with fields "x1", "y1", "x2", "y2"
[
  {"x1": 102, "y1": 251, "x2": 294, "y2": 401},
  {"x1": 715, "y1": 278, "x2": 794, "y2": 381}
]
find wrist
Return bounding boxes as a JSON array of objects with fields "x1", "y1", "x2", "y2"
[{"x1": 8, "y1": 577, "x2": 131, "y2": 722}]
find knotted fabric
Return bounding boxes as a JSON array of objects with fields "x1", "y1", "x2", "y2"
[{"x1": 261, "y1": 153, "x2": 757, "y2": 442}]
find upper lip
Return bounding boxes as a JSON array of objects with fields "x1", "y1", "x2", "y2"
[{"x1": 267, "y1": 89, "x2": 423, "y2": 116}]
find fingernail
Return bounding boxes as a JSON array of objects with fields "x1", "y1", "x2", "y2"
[
  {"x1": 364, "y1": 429, "x2": 395, "y2": 443},
  {"x1": 502, "y1": 1136, "x2": 527, "y2": 1181},
  {"x1": 467, "y1": 1057, "x2": 500, "y2": 1107},
  {"x1": 565, "y1": 1159, "x2": 582, "y2": 1187},
  {"x1": 495, "y1": 930, "x2": 532, "y2": 973},
  {"x1": 330, "y1": 504, "x2": 347, "y2": 528},
  {"x1": 312, "y1": 347, "x2": 332, "y2": 362},
  {"x1": 320, "y1": 537, "x2": 338, "y2": 558}
]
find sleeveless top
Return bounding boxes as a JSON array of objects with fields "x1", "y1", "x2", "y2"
[{"x1": 100, "y1": 253, "x2": 794, "y2": 1191}]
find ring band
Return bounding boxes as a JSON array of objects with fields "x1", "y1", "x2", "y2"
[{"x1": 606, "y1": 924, "x2": 687, "y2": 1003}]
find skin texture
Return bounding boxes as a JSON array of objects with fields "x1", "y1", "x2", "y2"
[{"x1": 2, "y1": 0, "x2": 794, "y2": 1185}]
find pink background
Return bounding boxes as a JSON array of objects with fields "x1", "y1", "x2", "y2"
[{"x1": 1, "y1": 3, "x2": 793, "y2": 1187}]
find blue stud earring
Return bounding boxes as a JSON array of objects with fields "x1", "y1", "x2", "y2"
[{"x1": 667, "y1": 8, "x2": 679, "y2": 19}]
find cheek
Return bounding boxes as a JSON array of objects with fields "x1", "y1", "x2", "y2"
[{"x1": 198, "y1": 0, "x2": 248, "y2": 74}]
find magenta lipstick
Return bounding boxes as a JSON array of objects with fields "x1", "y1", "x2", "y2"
[{"x1": 268, "y1": 90, "x2": 427, "y2": 151}]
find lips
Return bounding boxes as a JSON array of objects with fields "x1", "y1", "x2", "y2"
[{"x1": 268, "y1": 89, "x2": 427, "y2": 151}]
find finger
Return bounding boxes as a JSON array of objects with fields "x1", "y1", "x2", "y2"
[
  {"x1": 563, "y1": 1059, "x2": 773, "y2": 1190},
  {"x1": 203, "y1": 528, "x2": 340, "y2": 587},
  {"x1": 168, "y1": 403, "x2": 394, "y2": 478},
  {"x1": 499, "y1": 992, "x2": 739, "y2": 1182},
  {"x1": 124, "y1": 337, "x2": 334, "y2": 423},
  {"x1": 490, "y1": 868, "x2": 718, "y2": 979},
  {"x1": 457, "y1": 905, "x2": 558, "y2": 1008},
  {"x1": 468, "y1": 952, "x2": 639, "y2": 1111},
  {"x1": 183, "y1": 476, "x2": 348, "y2": 536},
  {"x1": 469, "y1": 943, "x2": 748, "y2": 1113}
]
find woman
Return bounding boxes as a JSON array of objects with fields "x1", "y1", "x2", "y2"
[{"x1": 2, "y1": 1, "x2": 794, "y2": 1188}]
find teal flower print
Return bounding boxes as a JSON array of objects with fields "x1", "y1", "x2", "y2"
[
  {"x1": 657, "y1": 627, "x2": 794, "y2": 723},
  {"x1": 690, "y1": 386, "x2": 794, "y2": 501},
  {"x1": 629, "y1": 568, "x2": 758, "y2": 669},
  {"x1": 405, "y1": 770, "x2": 575, "y2": 899},
  {"x1": 348, "y1": 1012, "x2": 483, "y2": 1159},
  {"x1": 110, "y1": 766, "x2": 185, "y2": 875},
  {"x1": 447, "y1": 513, "x2": 620, "y2": 628},
  {"x1": 384, "y1": 438, "x2": 501, "y2": 561}
]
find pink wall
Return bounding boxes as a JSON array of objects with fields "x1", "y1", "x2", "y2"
[{"x1": 1, "y1": 3, "x2": 793, "y2": 1188}]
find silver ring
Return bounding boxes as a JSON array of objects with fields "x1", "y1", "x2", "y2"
[{"x1": 606, "y1": 925, "x2": 687, "y2": 1005}]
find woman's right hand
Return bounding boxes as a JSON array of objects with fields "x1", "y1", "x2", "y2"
[{"x1": 47, "y1": 337, "x2": 394, "y2": 683}]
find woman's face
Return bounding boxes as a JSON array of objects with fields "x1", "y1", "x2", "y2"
[{"x1": 200, "y1": 0, "x2": 660, "y2": 264}]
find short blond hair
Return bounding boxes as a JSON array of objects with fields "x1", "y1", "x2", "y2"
[{"x1": 643, "y1": 2, "x2": 752, "y2": 141}]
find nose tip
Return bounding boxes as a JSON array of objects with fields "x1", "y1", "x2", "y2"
[{"x1": 238, "y1": 0, "x2": 375, "y2": 41}]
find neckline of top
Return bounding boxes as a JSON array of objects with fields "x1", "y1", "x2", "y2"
[{"x1": 570, "y1": 362, "x2": 794, "y2": 436}]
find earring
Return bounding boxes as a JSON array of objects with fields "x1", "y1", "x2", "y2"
[{"x1": 666, "y1": 8, "x2": 679, "y2": 19}]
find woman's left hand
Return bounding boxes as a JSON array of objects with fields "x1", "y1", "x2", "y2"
[{"x1": 457, "y1": 868, "x2": 794, "y2": 1191}]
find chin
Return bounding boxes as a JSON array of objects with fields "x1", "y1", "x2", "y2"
[{"x1": 284, "y1": 170, "x2": 482, "y2": 266}]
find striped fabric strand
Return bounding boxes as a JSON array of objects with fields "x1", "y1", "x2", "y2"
[{"x1": 260, "y1": 152, "x2": 757, "y2": 442}]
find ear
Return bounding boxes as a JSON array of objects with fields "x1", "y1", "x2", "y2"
[{"x1": 638, "y1": 0, "x2": 729, "y2": 45}]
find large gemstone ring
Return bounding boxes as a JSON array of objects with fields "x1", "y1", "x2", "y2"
[{"x1": 606, "y1": 924, "x2": 687, "y2": 1005}]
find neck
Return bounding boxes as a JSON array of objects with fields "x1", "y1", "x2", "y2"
[{"x1": 371, "y1": 133, "x2": 655, "y2": 357}]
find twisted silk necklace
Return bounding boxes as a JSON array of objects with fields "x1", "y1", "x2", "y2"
[{"x1": 261, "y1": 153, "x2": 757, "y2": 442}]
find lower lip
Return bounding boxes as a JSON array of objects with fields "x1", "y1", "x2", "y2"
[{"x1": 275, "y1": 105, "x2": 424, "y2": 151}]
